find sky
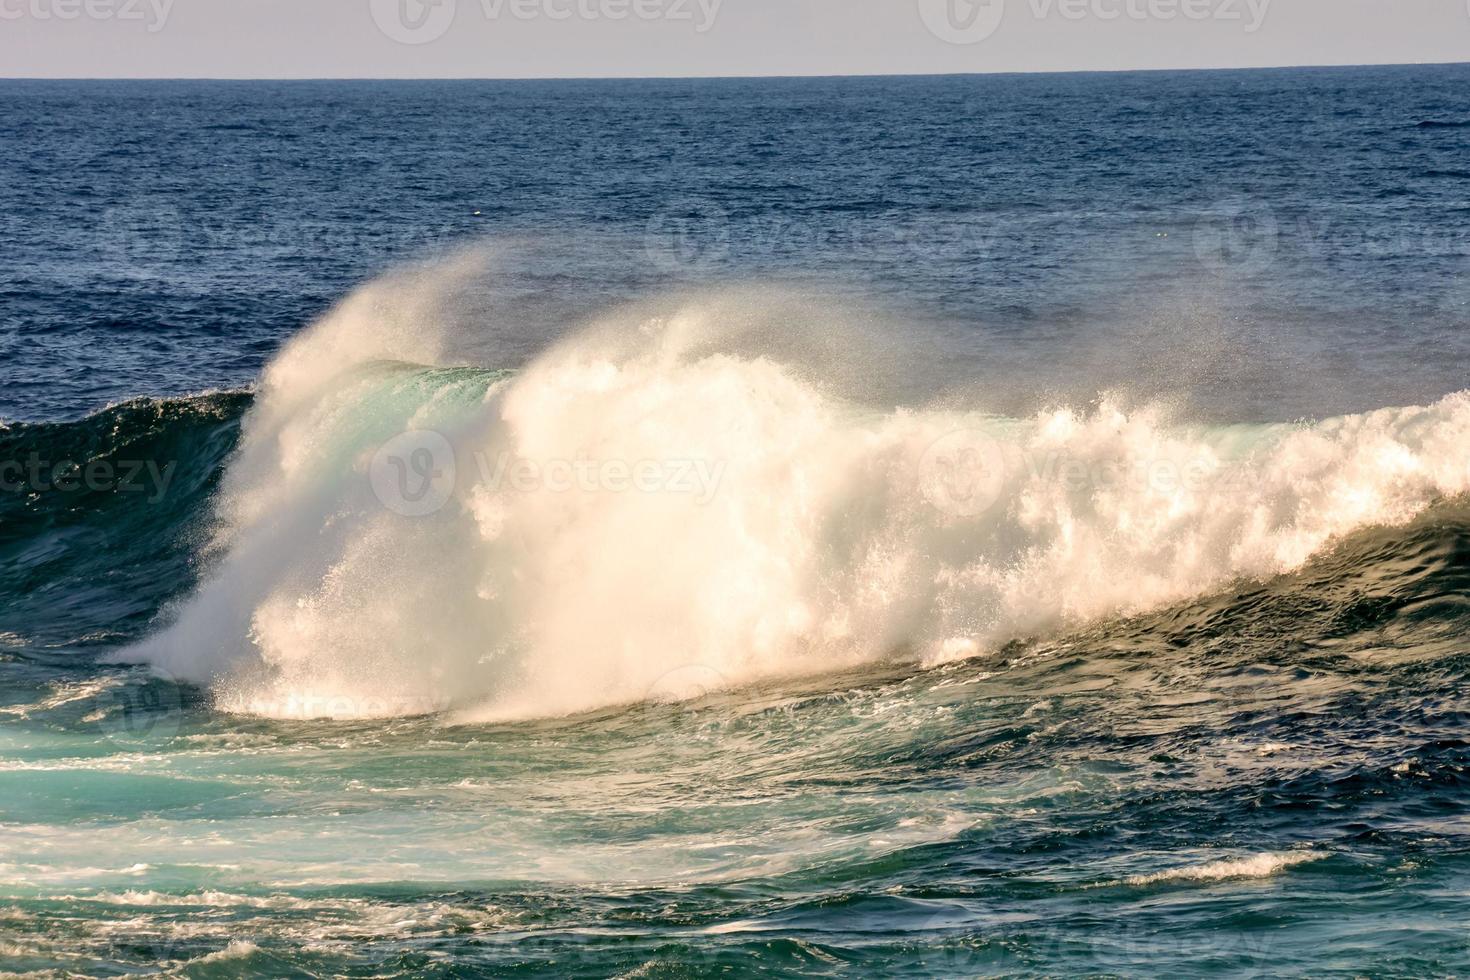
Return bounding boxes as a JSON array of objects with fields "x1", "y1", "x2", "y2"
[{"x1": 1, "y1": 0, "x2": 1468, "y2": 78}]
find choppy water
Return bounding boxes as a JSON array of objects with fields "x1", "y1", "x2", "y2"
[{"x1": 4, "y1": 66, "x2": 1470, "y2": 977}]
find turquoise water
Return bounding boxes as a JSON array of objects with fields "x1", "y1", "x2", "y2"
[
  {"x1": 5, "y1": 381, "x2": 1470, "y2": 977},
  {"x1": 10, "y1": 585, "x2": 1470, "y2": 978}
]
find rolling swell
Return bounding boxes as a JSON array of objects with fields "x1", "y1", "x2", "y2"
[
  {"x1": 5, "y1": 327, "x2": 1470, "y2": 978},
  {"x1": 0, "y1": 392, "x2": 249, "y2": 650},
  {"x1": 5, "y1": 327, "x2": 1470, "y2": 734},
  {"x1": 7, "y1": 401, "x2": 1468, "y2": 680},
  {"x1": 77, "y1": 262, "x2": 1470, "y2": 723}
]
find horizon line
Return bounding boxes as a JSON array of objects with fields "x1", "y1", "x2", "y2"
[{"x1": 4, "y1": 58, "x2": 1469, "y2": 83}]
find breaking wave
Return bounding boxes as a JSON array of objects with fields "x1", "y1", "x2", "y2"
[{"x1": 107, "y1": 253, "x2": 1470, "y2": 720}]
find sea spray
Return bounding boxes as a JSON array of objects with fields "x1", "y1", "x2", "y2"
[{"x1": 117, "y1": 258, "x2": 1470, "y2": 720}]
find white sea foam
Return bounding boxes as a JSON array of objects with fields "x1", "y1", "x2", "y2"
[
  {"x1": 1125, "y1": 851, "x2": 1324, "y2": 886},
  {"x1": 190, "y1": 942, "x2": 263, "y2": 964},
  {"x1": 72, "y1": 890, "x2": 320, "y2": 909},
  {"x1": 115, "y1": 253, "x2": 1470, "y2": 721},
  {"x1": 0, "y1": 677, "x2": 127, "y2": 721}
]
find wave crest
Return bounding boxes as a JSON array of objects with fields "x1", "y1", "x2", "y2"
[{"x1": 117, "y1": 261, "x2": 1470, "y2": 721}]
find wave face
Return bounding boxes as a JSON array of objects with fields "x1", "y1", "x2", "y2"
[
  {"x1": 113, "y1": 258, "x2": 1470, "y2": 721},
  {"x1": 0, "y1": 393, "x2": 249, "y2": 648}
]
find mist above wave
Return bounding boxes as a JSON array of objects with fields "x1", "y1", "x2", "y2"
[{"x1": 117, "y1": 246, "x2": 1470, "y2": 721}]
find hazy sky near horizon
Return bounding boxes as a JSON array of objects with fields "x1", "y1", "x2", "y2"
[{"x1": 2, "y1": 0, "x2": 1468, "y2": 78}]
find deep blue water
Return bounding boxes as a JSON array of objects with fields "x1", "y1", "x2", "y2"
[
  {"x1": 6, "y1": 66, "x2": 1470, "y2": 422},
  {"x1": 3, "y1": 66, "x2": 1470, "y2": 977}
]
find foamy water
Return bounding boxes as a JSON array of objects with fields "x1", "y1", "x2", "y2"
[{"x1": 117, "y1": 257, "x2": 1470, "y2": 721}]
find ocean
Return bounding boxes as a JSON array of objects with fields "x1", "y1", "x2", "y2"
[{"x1": 3, "y1": 65, "x2": 1470, "y2": 976}]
